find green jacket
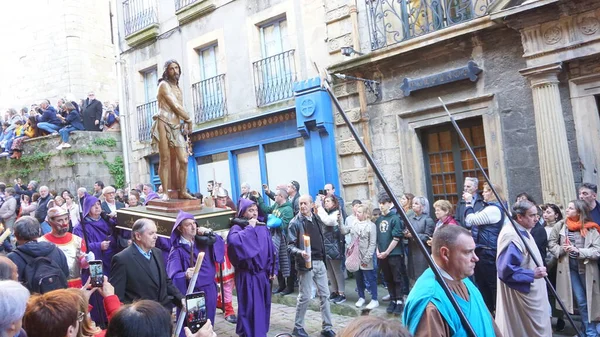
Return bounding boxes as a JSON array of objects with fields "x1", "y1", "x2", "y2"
[{"x1": 257, "y1": 196, "x2": 294, "y2": 231}]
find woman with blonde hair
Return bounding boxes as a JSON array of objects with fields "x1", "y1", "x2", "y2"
[
  {"x1": 433, "y1": 199, "x2": 459, "y2": 232},
  {"x1": 548, "y1": 199, "x2": 600, "y2": 337},
  {"x1": 464, "y1": 182, "x2": 507, "y2": 314},
  {"x1": 347, "y1": 204, "x2": 378, "y2": 310}
]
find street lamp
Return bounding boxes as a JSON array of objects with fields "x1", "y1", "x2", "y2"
[{"x1": 340, "y1": 46, "x2": 364, "y2": 57}]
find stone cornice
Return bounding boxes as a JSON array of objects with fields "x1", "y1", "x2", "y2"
[
  {"x1": 176, "y1": 0, "x2": 216, "y2": 25},
  {"x1": 519, "y1": 62, "x2": 562, "y2": 86},
  {"x1": 124, "y1": 24, "x2": 160, "y2": 47},
  {"x1": 327, "y1": 17, "x2": 498, "y2": 74},
  {"x1": 489, "y1": 0, "x2": 559, "y2": 21}
]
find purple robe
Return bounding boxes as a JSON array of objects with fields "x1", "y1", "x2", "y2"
[
  {"x1": 167, "y1": 236, "x2": 224, "y2": 334},
  {"x1": 156, "y1": 237, "x2": 171, "y2": 264},
  {"x1": 227, "y1": 219, "x2": 278, "y2": 337}
]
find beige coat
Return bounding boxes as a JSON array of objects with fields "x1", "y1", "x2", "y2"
[{"x1": 548, "y1": 220, "x2": 600, "y2": 321}]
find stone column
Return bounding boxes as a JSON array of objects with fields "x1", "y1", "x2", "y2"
[{"x1": 520, "y1": 63, "x2": 576, "y2": 208}]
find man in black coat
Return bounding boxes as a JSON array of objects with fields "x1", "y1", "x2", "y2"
[
  {"x1": 82, "y1": 92, "x2": 103, "y2": 131},
  {"x1": 110, "y1": 218, "x2": 184, "y2": 309}
]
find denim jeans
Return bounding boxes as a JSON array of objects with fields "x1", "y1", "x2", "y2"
[
  {"x1": 295, "y1": 260, "x2": 332, "y2": 331},
  {"x1": 37, "y1": 122, "x2": 61, "y2": 134},
  {"x1": 355, "y1": 268, "x2": 378, "y2": 300},
  {"x1": 59, "y1": 125, "x2": 78, "y2": 143},
  {"x1": 571, "y1": 270, "x2": 597, "y2": 337}
]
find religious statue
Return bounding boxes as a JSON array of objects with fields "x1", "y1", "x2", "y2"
[{"x1": 151, "y1": 60, "x2": 196, "y2": 200}]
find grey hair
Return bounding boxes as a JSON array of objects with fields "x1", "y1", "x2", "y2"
[
  {"x1": 132, "y1": 218, "x2": 155, "y2": 242},
  {"x1": 432, "y1": 225, "x2": 472, "y2": 258},
  {"x1": 0, "y1": 256, "x2": 16, "y2": 281},
  {"x1": 241, "y1": 182, "x2": 251, "y2": 190},
  {"x1": 39, "y1": 185, "x2": 49, "y2": 192},
  {"x1": 512, "y1": 200, "x2": 535, "y2": 221},
  {"x1": 13, "y1": 216, "x2": 41, "y2": 241},
  {"x1": 465, "y1": 177, "x2": 479, "y2": 187},
  {"x1": 78, "y1": 187, "x2": 87, "y2": 193},
  {"x1": 28, "y1": 180, "x2": 38, "y2": 189},
  {"x1": 102, "y1": 186, "x2": 116, "y2": 195},
  {"x1": 0, "y1": 280, "x2": 30, "y2": 334},
  {"x1": 4, "y1": 187, "x2": 14, "y2": 196},
  {"x1": 413, "y1": 196, "x2": 430, "y2": 215},
  {"x1": 143, "y1": 184, "x2": 154, "y2": 191}
]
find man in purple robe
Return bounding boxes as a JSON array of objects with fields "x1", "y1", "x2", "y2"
[
  {"x1": 227, "y1": 198, "x2": 278, "y2": 337},
  {"x1": 167, "y1": 210, "x2": 225, "y2": 335},
  {"x1": 73, "y1": 194, "x2": 117, "y2": 327}
]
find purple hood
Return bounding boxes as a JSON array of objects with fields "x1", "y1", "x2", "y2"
[
  {"x1": 170, "y1": 210, "x2": 195, "y2": 246},
  {"x1": 144, "y1": 191, "x2": 159, "y2": 205},
  {"x1": 82, "y1": 194, "x2": 100, "y2": 219},
  {"x1": 237, "y1": 198, "x2": 256, "y2": 218}
]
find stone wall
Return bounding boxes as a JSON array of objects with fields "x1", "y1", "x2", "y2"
[{"x1": 0, "y1": 132, "x2": 123, "y2": 193}]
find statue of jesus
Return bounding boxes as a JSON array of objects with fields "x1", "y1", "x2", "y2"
[{"x1": 151, "y1": 59, "x2": 196, "y2": 200}]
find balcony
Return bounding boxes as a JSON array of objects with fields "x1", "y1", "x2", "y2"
[
  {"x1": 136, "y1": 100, "x2": 157, "y2": 142},
  {"x1": 366, "y1": 0, "x2": 497, "y2": 50},
  {"x1": 123, "y1": 0, "x2": 159, "y2": 47},
  {"x1": 252, "y1": 50, "x2": 297, "y2": 106},
  {"x1": 191, "y1": 74, "x2": 227, "y2": 123},
  {"x1": 175, "y1": 0, "x2": 215, "y2": 24}
]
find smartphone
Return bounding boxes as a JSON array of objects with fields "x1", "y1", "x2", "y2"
[
  {"x1": 318, "y1": 189, "x2": 325, "y2": 195},
  {"x1": 185, "y1": 292, "x2": 207, "y2": 333},
  {"x1": 89, "y1": 260, "x2": 104, "y2": 288}
]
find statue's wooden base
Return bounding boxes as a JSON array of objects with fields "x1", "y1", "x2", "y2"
[
  {"x1": 146, "y1": 198, "x2": 202, "y2": 213},
  {"x1": 116, "y1": 204, "x2": 235, "y2": 238}
]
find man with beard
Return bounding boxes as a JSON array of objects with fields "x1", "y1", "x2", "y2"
[
  {"x1": 38, "y1": 207, "x2": 88, "y2": 288},
  {"x1": 152, "y1": 60, "x2": 195, "y2": 200},
  {"x1": 110, "y1": 218, "x2": 184, "y2": 310}
]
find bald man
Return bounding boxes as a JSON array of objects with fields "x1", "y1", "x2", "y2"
[{"x1": 0, "y1": 256, "x2": 18, "y2": 280}]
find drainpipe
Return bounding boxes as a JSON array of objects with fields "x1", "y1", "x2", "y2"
[
  {"x1": 350, "y1": 1, "x2": 377, "y2": 201},
  {"x1": 113, "y1": 2, "x2": 131, "y2": 188}
]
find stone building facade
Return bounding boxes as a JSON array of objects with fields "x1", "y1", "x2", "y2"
[
  {"x1": 327, "y1": 0, "x2": 599, "y2": 209},
  {"x1": 0, "y1": 0, "x2": 117, "y2": 108},
  {"x1": 115, "y1": 0, "x2": 345, "y2": 199}
]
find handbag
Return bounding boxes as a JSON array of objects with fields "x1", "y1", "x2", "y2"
[{"x1": 345, "y1": 235, "x2": 361, "y2": 272}]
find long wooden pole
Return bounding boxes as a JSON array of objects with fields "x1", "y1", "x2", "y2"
[{"x1": 173, "y1": 252, "x2": 205, "y2": 337}]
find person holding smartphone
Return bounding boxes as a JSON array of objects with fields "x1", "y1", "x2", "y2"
[{"x1": 167, "y1": 210, "x2": 224, "y2": 336}]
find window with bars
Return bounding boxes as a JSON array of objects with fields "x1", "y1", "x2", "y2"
[{"x1": 422, "y1": 118, "x2": 488, "y2": 211}]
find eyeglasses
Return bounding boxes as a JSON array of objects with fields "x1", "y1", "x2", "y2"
[{"x1": 77, "y1": 311, "x2": 85, "y2": 322}]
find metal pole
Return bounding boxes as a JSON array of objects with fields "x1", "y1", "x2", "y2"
[
  {"x1": 438, "y1": 97, "x2": 583, "y2": 337},
  {"x1": 173, "y1": 252, "x2": 205, "y2": 337},
  {"x1": 321, "y1": 81, "x2": 478, "y2": 337}
]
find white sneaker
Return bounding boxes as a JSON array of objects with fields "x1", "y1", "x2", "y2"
[
  {"x1": 382, "y1": 294, "x2": 391, "y2": 301},
  {"x1": 62, "y1": 143, "x2": 71, "y2": 148},
  {"x1": 355, "y1": 298, "x2": 365, "y2": 307},
  {"x1": 366, "y1": 300, "x2": 380, "y2": 310},
  {"x1": 56, "y1": 144, "x2": 63, "y2": 150}
]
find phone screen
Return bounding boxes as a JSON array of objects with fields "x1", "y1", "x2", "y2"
[
  {"x1": 185, "y1": 292, "x2": 207, "y2": 333},
  {"x1": 89, "y1": 260, "x2": 103, "y2": 288}
]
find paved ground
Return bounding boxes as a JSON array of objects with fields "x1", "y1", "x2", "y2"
[{"x1": 213, "y1": 276, "x2": 582, "y2": 336}]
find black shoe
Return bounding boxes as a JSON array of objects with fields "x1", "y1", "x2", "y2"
[
  {"x1": 329, "y1": 292, "x2": 339, "y2": 301},
  {"x1": 393, "y1": 301, "x2": 404, "y2": 316},
  {"x1": 332, "y1": 294, "x2": 346, "y2": 304},
  {"x1": 554, "y1": 318, "x2": 565, "y2": 332},
  {"x1": 320, "y1": 329, "x2": 336, "y2": 337},
  {"x1": 386, "y1": 301, "x2": 396, "y2": 314},
  {"x1": 292, "y1": 327, "x2": 309, "y2": 337},
  {"x1": 225, "y1": 315, "x2": 237, "y2": 324},
  {"x1": 273, "y1": 287, "x2": 285, "y2": 294},
  {"x1": 280, "y1": 288, "x2": 294, "y2": 296}
]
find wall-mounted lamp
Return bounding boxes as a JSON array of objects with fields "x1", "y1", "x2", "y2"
[
  {"x1": 340, "y1": 46, "x2": 364, "y2": 57},
  {"x1": 334, "y1": 73, "x2": 381, "y2": 102}
]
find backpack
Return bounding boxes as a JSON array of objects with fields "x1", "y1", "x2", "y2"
[
  {"x1": 14, "y1": 249, "x2": 68, "y2": 294},
  {"x1": 345, "y1": 236, "x2": 361, "y2": 273}
]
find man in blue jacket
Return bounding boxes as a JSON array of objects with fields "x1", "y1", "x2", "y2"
[{"x1": 36, "y1": 100, "x2": 63, "y2": 134}]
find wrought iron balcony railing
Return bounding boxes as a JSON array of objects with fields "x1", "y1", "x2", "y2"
[
  {"x1": 252, "y1": 50, "x2": 296, "y2": 106},
  {"x1": 175, "y1": 0, "x2": 200, "y2": 11},
  {"x1": 366, "y1": 0, "x2": 497, "y2": 50},
  {"x1": 136, "y1": 100, "x2": 157, "y2": 142},
  {"x1": 191, "y1": 74, "x2": 227, "y2": 123},
  {"x1": 123, "y1": 0, "x2": 158, "y2": 36}
]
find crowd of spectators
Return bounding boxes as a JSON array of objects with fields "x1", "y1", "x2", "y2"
[{"x1": 0, "y1": 93, "x2": 120, "y2": 158}]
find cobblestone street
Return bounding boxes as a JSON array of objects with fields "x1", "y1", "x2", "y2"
[{"x1": 213, "y1": 300, "x2": 355, "y2": 337}]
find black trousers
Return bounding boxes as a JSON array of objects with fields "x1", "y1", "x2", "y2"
[
  {"x1": 379, "y1": 255, "x2": 409, "y2": 301},
  {"x1": 474, "y1": 251, "x2": 497, "y2": 314}
]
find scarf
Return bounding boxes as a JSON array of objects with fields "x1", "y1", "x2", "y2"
[{"x1": 566, "y1": 217, "x2": 600, "y2": 237}]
